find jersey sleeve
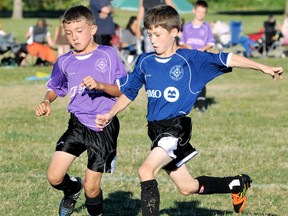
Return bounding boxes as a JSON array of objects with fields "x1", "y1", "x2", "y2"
[
  {"x1": 205, "y1": 22, "x2": 216, "y2": 46},
  {"x1": 119, "y1": 55, "x2": 145, "y2": 101},
  {"x1": 192, "y1": 51, "x2": 232, "y2": 84},
  {"x1": 46, "y1": 59, "x2": 68, "y2": 97},
  {"x1": 111, "y1": 47, "x2": 127, "y2": 82}
]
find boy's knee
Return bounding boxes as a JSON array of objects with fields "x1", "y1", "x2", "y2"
[
  {"x1": 178, "y1": 188, "x2": 194, "y2": 196},
  {"x1": 138, "y1": 165, "x2": 151, "y2": 180},
  {"x1": 47, "y1": 171, "x2": 63, "y2": 186},
  {"x1": 84, "y1": 181, "x2": 101, "y2": 198}
]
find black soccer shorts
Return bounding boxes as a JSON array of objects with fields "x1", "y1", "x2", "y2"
[
  {"x1": 148, "y1": 115, "x2": 198, "y2": 171},
  {"x1": 55, "y1": 113, "x2": 119, "y2": 173}
]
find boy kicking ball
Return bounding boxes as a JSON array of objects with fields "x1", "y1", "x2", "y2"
[{"x1": 96, "y1": 4, "x2": 283, "y2": 215}]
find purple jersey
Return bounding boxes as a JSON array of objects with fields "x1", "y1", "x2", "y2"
[
  {"x1": 180, "y1": 21, "x2": 215, "y2": 50},
  {"x1": 47, "y1": 45, "x2": 126, "y2": 131}
]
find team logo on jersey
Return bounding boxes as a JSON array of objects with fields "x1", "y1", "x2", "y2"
[
  {"x1": 169, "y1": 65, "x2": 184, "y2": 81},
  {"x1": 164, "y1": 87, "x2": 179, "y2": 102},
  {"x1": 95, "y1": 58, "x2": 108, "y2": 73}
]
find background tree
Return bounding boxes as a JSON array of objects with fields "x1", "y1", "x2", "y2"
[{"x1": 12, "y1": 0, "x2": 23, "y2": 19}]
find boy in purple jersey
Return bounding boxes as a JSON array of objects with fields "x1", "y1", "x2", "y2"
[
  {"x1": 35, "y1": 5, "x2": 126, "y2": 216},
  {"x1": 96, "y1": 5, "x2": 283, "y2": 216},
  {"x1": 180, "y1": 0, "x2": 215, "y2": 112}
]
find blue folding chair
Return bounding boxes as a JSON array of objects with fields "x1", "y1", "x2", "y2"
[{"x1": 230, "y1": 21, "x2": 242, "y2": 47}]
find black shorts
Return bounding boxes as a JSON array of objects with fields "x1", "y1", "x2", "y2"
[
  {"x1": 148, "y1": 116, "x2": 198, "y2": 171},
  {"x1": 55, "y1": 113, "x2": 119, "y2": 173}
]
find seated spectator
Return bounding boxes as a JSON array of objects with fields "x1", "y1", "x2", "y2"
[
  {"x1": 0, "y1": 21, "x2": 6, "y2": 36},
  {"x1": 264, "y1": 14, "x2": 282, "y2": 50},
  {"x1": 281, "y1": 13, "x2": 288, "y2": 46},
  {"x1": 120, "y1": 16, "x2": 138, "y2": 58},
  {"x1": 17, "y1": 18, "x2": 56, "y2": 66},
  {"x1": 211, "y1": 20, "x2": 231, "y2": 50}
]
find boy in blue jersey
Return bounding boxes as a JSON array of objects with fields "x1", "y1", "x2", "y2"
[
  {"x1": 96, "y1": 5, "x2": 283, "y2": 215},
  {"x1": 35, "y1": 5, "x2": 126, "y2": 216}
]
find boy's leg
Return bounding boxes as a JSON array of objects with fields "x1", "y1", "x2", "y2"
[
  {"x1": 84, "y1": 169, "x2": 103, "y2": 216},
  {"x1": 194, "y1": 86, "x2": 206, "y2": 112},
  {"x1": 138, "y1": 147, "x2": 172, "y2": 216},
  {"x1": 169, "y1": 166, "x2": 252, "y2": 213},
  {"x1": 47, "y1": 151, "x2": 83, "y2": 216},
  {"x1": 196, "y1": 174, "x2": 252, "y2": 213}
]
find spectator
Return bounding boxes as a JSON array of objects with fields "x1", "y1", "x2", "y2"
[
  {"x1": 26, "y1": 18, "x2": 53, "y2": 46},
  {"x1": 0, "y1": 21, "x2": 6, "y2": 36},
  {"x1": 120, "y1": 16, "x2": 138, "y2": 57},
  {"x1": 264, "y1": 14, "x2": 282, "y2": 51},
  {"x1": 53, "y1": 16, "x2": 70, "y2": 57},
  {"x1": 136, "y1": 0, "x2": 176, "y2": 52},
  {"x1": 211, "y1": 20, "x2": 231, "y2": 50},
  {"x1": 281, "y1": 13, "x2": 288, "y2": 45},
  {"x1": 18, "y1": 18, "x2": 56, "y2": 66},
  {"x1": 180, "y1": 0, "x2": 215, "y2": 112},
  {"x1": 90, "y1": 0, "x2": 115, "y2": 46}
]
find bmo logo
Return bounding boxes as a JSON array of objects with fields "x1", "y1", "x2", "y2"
[{"x1": 164, "y1": 87, "x2": 179, "y2": 102}]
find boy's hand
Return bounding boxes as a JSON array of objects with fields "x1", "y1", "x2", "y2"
[
  {"x1": 95, "y1": 113, "x2": 113, "y2": 131},
  {"x1": 262, "y1": 66, "x2": 283, "y2": 81},
  {"x1": 81, "y1": 76, "x2": 103, "y2": 90},
  {"x1": 35, "y1": 101, "x2": 51, "y2": 116}
]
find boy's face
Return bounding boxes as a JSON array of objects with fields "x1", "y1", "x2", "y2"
[
  {"x1": 147, "y1": 25, "x2": 178, "y2": 56},
  {"x1": 193, "y1": 6, "x2": 207, "y2": 22},
  {"x1": 63, "y1": 19, "x2": 97, "y2": 53}
]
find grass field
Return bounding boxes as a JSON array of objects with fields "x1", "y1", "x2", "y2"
[{"x1": 0, "y1": 10, "x2": 288, "y2": 216}]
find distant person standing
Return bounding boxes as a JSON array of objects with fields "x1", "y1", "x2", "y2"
[
  {"x1": 90, "y1": 0, "x2": 115, "y2": 46},
  {"x1": 53, "y1": 16, "x2": 70, "y2": 57},
  {"x1": 180, "y1": 0, "x2": 215, "y2": 112},
  {"x1": 136, "y1": 0, "x2": 176, "y2": 52}
]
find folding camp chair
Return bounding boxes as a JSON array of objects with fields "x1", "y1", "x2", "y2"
[{"x1": 262, "y1": 18, "x2": 285, "y2": 58}]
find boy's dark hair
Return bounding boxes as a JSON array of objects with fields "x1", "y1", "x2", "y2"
[
  {"x1": 195, "y1": 0, "x2": 208, "y2": 8},
  {"x1": 144, "y1": 5, "x2": 180, "y2": 32},
  {"x1": 62, "y1": 5, "x2": 96, "y2": 25}
]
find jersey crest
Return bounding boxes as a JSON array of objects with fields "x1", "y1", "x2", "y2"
[{"x1": 169, "y1": 65, "x2": 184, "y2": 81}]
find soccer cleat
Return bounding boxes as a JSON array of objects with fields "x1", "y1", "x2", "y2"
[
  {"x1": 59, "y1": 177, "x2": 83, "y2": 216},
  {"x1": 232, "y1": 174, "x2": 252, "y2": 213}
]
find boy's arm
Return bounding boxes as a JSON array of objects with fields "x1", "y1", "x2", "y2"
[
  {"x1": 165, "y1": 0, "x2": 176, "y2": 8},
  {"x1": 35, "y1": 90, "x2": 58, "y2": 117},
  {"x1": 96, "y1": 94, "x2": 132, "y2": 130},
  {"x1": 228, "y1": 54, "x2": 283, "y2": 81},
  {"x1": 81, "y1": 76, "x2": 122, "y2": 97},
  {"x1": 136, "y1": 0, "x2": 144, "y2": 39}
]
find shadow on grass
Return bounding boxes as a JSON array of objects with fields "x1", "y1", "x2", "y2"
[
  {"x1": 74, "y1": 190, "x2": 141, "y2": 215},
  {"x1": 74, "y1": 191, "x2": 279, "y2": 215},
  {"x1": 160, "y1": 200, "x2": 232, "y2": 216},
  {"x1": 206, "y1": 97, "x2": 217, "y2": 108}
]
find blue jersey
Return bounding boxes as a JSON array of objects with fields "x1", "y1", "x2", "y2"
[{"x1": 119, "y1": 49, "x2": 232, "y2": 121}]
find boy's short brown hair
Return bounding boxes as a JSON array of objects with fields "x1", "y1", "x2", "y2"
[
  {"x1": 144, "y1": 5, "x2": 180, "y2": 32},
  {"x1": 62, "y1": 5, "x2": 96, "y2": 26}
]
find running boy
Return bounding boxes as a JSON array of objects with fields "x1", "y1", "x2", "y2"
[
  {"x1": 35, "y1": 5, "x2": 126, "y2": 216},
  {"x1": 96, "y1": 5, "x2": 283, "y2": 215}
]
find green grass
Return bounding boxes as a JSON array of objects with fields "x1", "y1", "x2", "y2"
[
  {"x1": 0, "y1": 58, "x2": 287, "y2": 216},
  {"x1": 0, "y1": 10, "x2": 288, "y2": 216}
]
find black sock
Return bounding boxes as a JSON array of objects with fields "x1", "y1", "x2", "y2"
[
  {"x1": 140, "y1": 179, "x2": 160, "y2": 216},
  {"x1": 196, "y1": 175, "x2": 242, "y2": 194},
  {"x1": 85, "y1": 189, "x2": 103, "y2": 216},
  {"x1": 51, "y1": 174, "x2": 82, "y2": 196}
]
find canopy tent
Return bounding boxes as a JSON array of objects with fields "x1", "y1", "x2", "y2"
[{"x1": 112, "y1": 0, "x2": 193, "y2": 14}]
